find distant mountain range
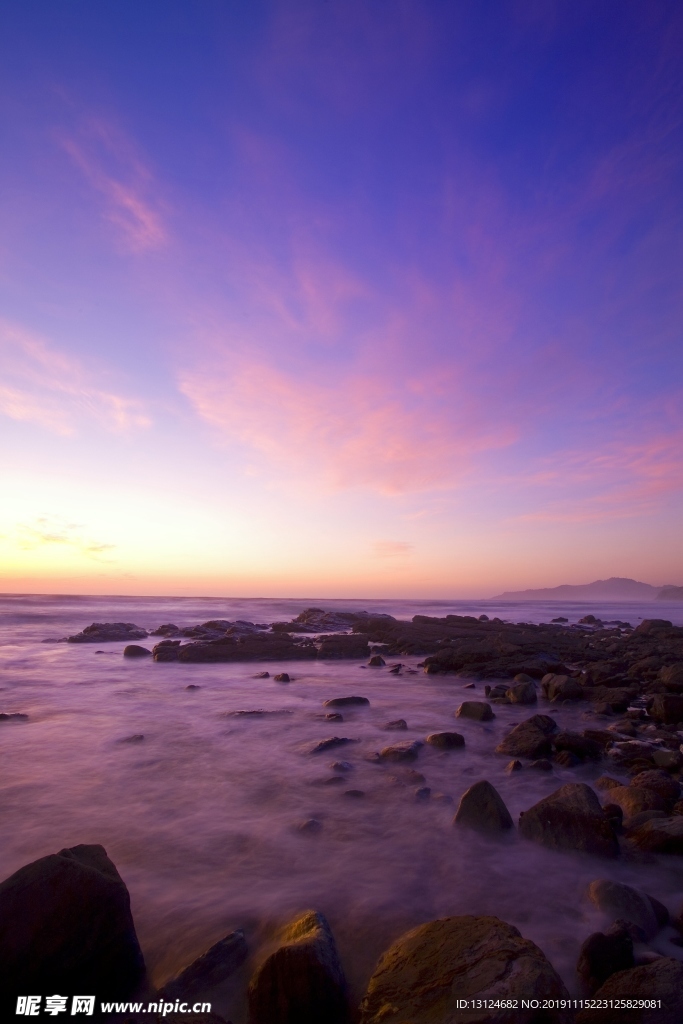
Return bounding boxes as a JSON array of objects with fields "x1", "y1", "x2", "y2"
[{"x1": 491, "y1": 577, "x2": 683, "y2": 602}]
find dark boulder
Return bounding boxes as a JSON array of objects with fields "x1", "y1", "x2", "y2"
[
  {"x1": 247, "y1": 910, "x2": 349, "y2": 1024},
  {"x1": 553, "y1": 732, "x2": 602, "y2": 760},
  {"x1": 605, "y1": 786, "x2": 665, "y2": 818},
  {"x1": 577, "y1": 923, "x2": 634, "y2": 994},
  {"x1": 123, "y1": 645, "x2": 152, "y2": 658},
  {"x1": 425, "y1": 731, "x2": 465, "y2": 749},
  {"x1": 649, "y1": 694, "x2": 683, "y2": 724},
  {"x1": 0, "y1": 844, "x2": 144, "y2": 1004},
  {"x1": 358, "y1": 915, "x2": 571, "y2": 1024},
  {"x1": 323, "y1": 697, "x2": 370, "y2": 707},
  {"x1": 455, "y1": 701, "x2": 494, "y2": 721},
  {"x1": 67, "y1": 622, "x2": 148, "y2": 643},
  {"x1": 575, "y1": 958, "x2": 683, "y2": 1024},
  {"x1": 495, "y1": 715, "x2": 558, "y2": 759},
  {"x1": 630, "y1": 770, "x2": 680, "y2": 806},
  {"x1": 628, "y1": 816, "x2": 683, "y2": 854},
  {"x1": 518, "y1": 784, "x2": 619, "y2": 858},
  {"x1": 586, "y1": 880, "x2": 661, "y2": 939},
  {"x1": 380, "y1": 741, "x2": 423, "y2": 762},
  {"x1": 541, "y1": 674, "x2": 583, "y2": 702},
  {"x1": 453, "y1": 781, "x2": 513, "y2": 834}
]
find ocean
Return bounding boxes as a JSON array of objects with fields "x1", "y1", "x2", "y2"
[{"x1": 1, "y1": 593, "x2": 682, "y2": 1019}]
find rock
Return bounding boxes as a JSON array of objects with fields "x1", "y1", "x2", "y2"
[
  {"x1": 623, "y1": 810, "x2": 667, "y2": 831},
  {"x1": 358, "y1": 915, "x2": 570, "y2": 1024},
  {"x1": 297, "y1": 819, "x2": 323, "y2": 834},
  {"x1": 160, "y1": 930, "x2": 247, "y2": 999},
  {"x1": 380, "y1": 741, "x2": 423, "y2": 762},
  {"x1": 541, "y1": 674, "x2": 584, "y2": 701},
  {"x1": 634, "y1": 619, "x2": 673, "y2": 634},
  {"x1": 575, "y1": 958, "x2": 683, "y2": 1024},
  {"x1": 116, "y1": 734, "x2": 145, "y2": 743},
  {"x1": 660, "y1": 664, "x2": 683, "y2": 692},
  {"x1": 331, "y1": 761, "x2": 353, "y2": 772},
  {"x1": 602, "y1": 804, "x2": 623, "y2": 828},
  {"x1": 66, "y1": 622, "x2": 148, "y2": 643},
  {"x1": 652, "y1": 749, "x2": 683, "y2": 770},
  {"x1": 586, "y1": 880, "x2": 660, "y2": 939},
  {"x1": 495, "y1": 715, "x2": 558, "y2": 758},
  {"x1": 317, "y1": 636, "x2": 370, "y2": 659},
  {"x1": 186, "y1": 684, "x2": 201, "y2": 690},
  {"x1": 506, "y1": 759, "x2": 523, "y2": 772},
  {"x1": 0, "y1": 712, "x2": 28, "y2": 721},
  {"x1": 605, "y1": 786, "x2": 665, "y2": 818},
  {"x1": 150, "y1": 623, "x2": 181, "y2": 636},
  {"x1": 553, "y1": 731, "x2": 603, "y2": 760},
  {"x1": 630, "y1": 770, "x2": 680, "y2": 805},
  {"x1": 594, "y1": 776, "x2": 622, "y2": 791},
  {"x1": 368, "y1": 655, "x2": 385, "y2": 667},
  {"x1": 425, "y1": 731, "x2": 465, "y2": 749},
  {"x1": 530, "y1": 759, "x2": 553, "y2": 771},
  {"x1": 580, "y1": 615, "x2": 600, "y2": 625},
  {"x1": 247, "y1": 910, "x2": 349, "y2": 1024},
  {"x1": 506, "y1": 680, "x2": 537, "y2": 704},
  {"x1": 519, "y1": 783, "x2": 619, "y2": 858},
  {"x1": 455, "y1": 701, "x2": 494, "y2": 721},
  {"x1": 343, "y1": 789, "x2": 365, "y2": 798},
  {"x1": 649, "y1": 694, "x2": 683, "y2": 723},
  {"x1": 324, "y1": 713, "x2": 343, "y2": 722},
  {"x1": 454, "y1": 780, "x2": 513, "y2": 833},
  {"x1": 628, "y1": 816, "x2": 683, "y2": 853},
  {"x1": 577, "y1": 922, "x2": 634, "y2": 994},
  {"x1": 255, "y1": 671, "x2": 270, "y2": 678},
  {"x1": 382, "y1": 719, "x2": 407, "y2": 730},
  {"x1": 153, "y1": 641, "x2": 181, "y2": 661},
  {"x1": 323, "y1": 696, "x2": 369, "y2": 707},
  {"x1": 308, "y1": 738, "x2": 356, "y2": 754},
  {"x1": 414, "y1": 787, "x2": 431, "y2": 801},
  {"x1": 554, "y1": 750, "x2": 580, "y2": 767},
  {"x1": 0, "y1": 844, "x2": 144, "y2": 1000},
  {"x1": 123, "y1": 645, "x2": 152, "y2": 658},
  {"x1": 274, "y1": 673, "x2": 291, "y2": 682}
]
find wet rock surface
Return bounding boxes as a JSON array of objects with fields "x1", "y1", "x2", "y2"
[
  {"x1": 247, "y1": 910, "x2": 349, "y2": 1024},
  {"x1": 358, "y1": 915, "x2": 570, "y2": 1024},
  {"x1": 454, "y1": 780, "x2": 513, "y2": 833},
  {"x1": 518, "y1": 783, "x2": 619, "y2": 858},
  {"x1": 576, "y1": 958, "x2": 683, "y2": 1024}
]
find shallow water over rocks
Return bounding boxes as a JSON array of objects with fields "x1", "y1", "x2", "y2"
[{"x1": 1, "y1": 595, "x2": 683, "y2": 1020}]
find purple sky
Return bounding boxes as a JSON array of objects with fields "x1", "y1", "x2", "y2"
[{"x1": 1, "y1": 1, "x2": 682, "y2": 596}]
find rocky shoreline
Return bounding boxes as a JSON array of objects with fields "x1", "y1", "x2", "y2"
[{"x1": 13, "y1": 608, "x2": 683, "y2": 1019}]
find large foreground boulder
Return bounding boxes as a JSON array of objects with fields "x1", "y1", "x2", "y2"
[
  {"x1": 247, "y1": 910, "x2": 349, "y2": 1024},
  {"x1": 576, "y1": 958, "x2": 683, "y2": 1024},
  {"x1": 454, "y1": 781, "x2": 513, "y2": 834},
  {"x1": 519, "y1": 784, "x2": 619, "y2": 858},
  {"x1": 0, "y1": 844, "x2": 145, "y2": 1004},
  {"x1": 576, "y1": 923, "x2": 633, "y2": 995},
  {"x1": 358, "y1": 915, "x2": 570, "y2": 1024}
]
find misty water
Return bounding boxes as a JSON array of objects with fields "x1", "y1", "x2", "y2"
[{"x1": 2, "y1": 594, "x2": 683, "y2": 1018}]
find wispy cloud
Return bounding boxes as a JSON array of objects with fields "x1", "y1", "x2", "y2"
[
  {"x1": 17, "y1": 516, "x2": 116, "y2": 561},
  {"x1": 373, "y1": 540, "x2": 413, "y2": 558},
  {"x1": 0, "y1": 321, "x2": 151, "y2": 435},
  {"x1": 59, "y1": 118, "x2": 168, "y2": 252}
]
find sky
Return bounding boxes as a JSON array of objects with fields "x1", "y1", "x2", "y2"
[{"x1": 1, "y1": 0, "x2": 682, "y2": 599}]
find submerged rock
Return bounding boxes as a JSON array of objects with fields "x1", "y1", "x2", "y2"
[
  {"x1": 382, "y1": 719, "x2": 408, "y2": 730},
  {"x1": 454, "y1": 780, "x2": 513, "y2": 834},
  {"x1": 247, "y1": 910, "x2": 349, "y2": 1024},
  {"x1": 0, "y1": 844, "x2": 145, "y2": 1001},
  {"x1": 380, "y1": 740, "x2": 423, "y2": 762},
  {"x1": 519, "y1": 783, "x2": 619, "y2": 858},
  {"x1": 358, "y1": 915, "x2": 570, "y2": 1024},
  {"x1": 308, "y1": 737, "x2": 356, "y2": 754},
  {"x1": 323, "y1": 696, "x2": 369, "y2": 707}
]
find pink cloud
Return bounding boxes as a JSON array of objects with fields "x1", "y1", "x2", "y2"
[
  {"x1": 180, "y1": 355, "x2": 516, "y2": 494},
  {"x1": 516, "y1": 429, "x2": 683, "y2": 522},
  {"x1": 59, "y1": 119, "x2": 167, "y2": 252},
  {"x1": 0, "y1": 321, "x2": 151, "y2": 435}
]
